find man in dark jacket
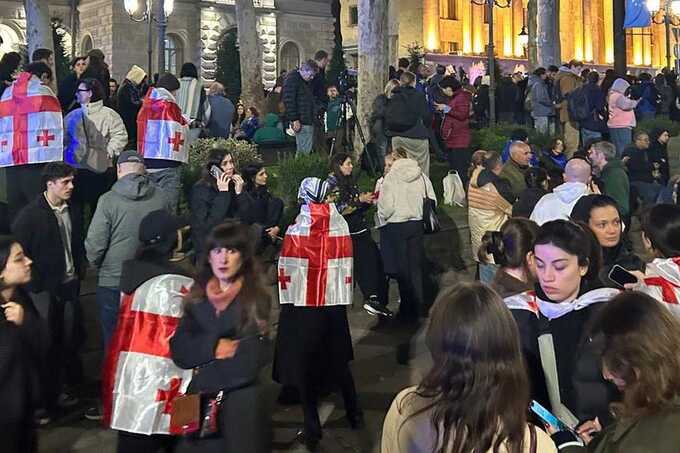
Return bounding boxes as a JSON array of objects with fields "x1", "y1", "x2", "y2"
[
  {"x1": 58, "y1": 56, "x2": 87, "y2": 113},
  {"x1": 205, "y1": 82, "x2": 235, "y2": 138},
  {"x1": 622, "y1": 131, "x2": 662, "y2": 205},
  {"x1": 580, "y1": 71, "x2": 607, "y2": 146},
  {"x1": 588, "y1": 140, "x2": 631, "y2": 220},
  {"x1": 117, "y1": 65, "x2": 147, "y2": 149},
  {"x1": 282, "y1": 59, "x2": 319, "y2": 155},
  {"x1": 385, "y1": 71, "x2": 433, "y2": 175},
  {"x1": 11, "y1": 162, "x2": 86, "y2": 418}
]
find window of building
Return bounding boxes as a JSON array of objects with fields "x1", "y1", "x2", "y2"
[
  {"x1": 280, "y1": 41, "x2": 301, "y2": 72},
  {"x1": 349, "y1": 6, "x2": 358, "y2": 26},
  {"x1": 164, "y1": 34, "x2": 183, "y2": 75},
  {"x1": 440, "y1": 0, "x2": 459, "y2": 20}
]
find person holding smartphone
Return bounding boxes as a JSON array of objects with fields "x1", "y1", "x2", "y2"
[
  {"x1": 189, "y1": 149, "x2": 245, "y2": 257},
  {"x1": 552, "y1": 292, "x2": 680, "y2": 451}
]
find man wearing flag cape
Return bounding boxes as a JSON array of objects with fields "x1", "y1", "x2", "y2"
[
  {"x1": 0, "y1": 62, "x2": 63, "y2": 222},
  {"x1": 137, "y1": 73, "x2": 189, "y2": 211},
  {"x1": 273, "y1": 177, "x2": 363, "y2": 451},
  {"x1": 102, "y1": 210, "x2": 193, "y2": 450}
]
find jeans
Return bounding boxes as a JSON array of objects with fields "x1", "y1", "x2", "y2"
[
  {"x1": 609, "y1": 127, "x2": 632, "y2": 158},
  {"x1": 533, "y1": 116, "x2": 550, "y2": 135},
  {"x1": 147, "y1": 166, "x2": 182, "y2": 213},
  {"x1": 96, "y1": 286, "x2": 121, "y2": 349},
  {"x1": 632, "y1": 181, "x2": 663, "y2": 205},
  {"x1": 580, "y1": 128, "x2": 602, "y2": 148},
  {"x1": 295, "y1": 124, "x2": 314, "y2": 155}
]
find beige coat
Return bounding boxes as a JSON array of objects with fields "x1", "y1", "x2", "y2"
[
  {"x1": 468, "y1": 167, "x2": 512, "y2": 262},
  {"x1": 382, "y1": 386, "x2": 558, "y2": 453}
]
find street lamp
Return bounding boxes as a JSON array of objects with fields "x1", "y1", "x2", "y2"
[
  {"x1": 471, "y1": 0, "x2": 512, "y2": 125},
  {"x1": 124, "y1": 0, "x2": 174, "y2": 77},
  {"x1": 518, "y1": 26, "x2": 529, "y2": 57},
  {"x1": 647, "y1": 0, "x2": 680, "y2": 70}
]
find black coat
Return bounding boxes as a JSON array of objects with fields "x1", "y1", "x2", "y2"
[
  {"x1": 189, "y1": 182, "x2": 241, "y2": 255},
  {"x1": 385, "y1": 86, "x2": 432, "y2": 140},
  {"x1": 0, "y1": 288, "x2": 41, "y2": 427},
  {"x1": 282, "y1": 70, "x2": 316, "y2": 125},
  {"x1": 512, "y1": 187, "x2": 548, "y2": 218},
  {"x1": 117, "y1": 80, "x2": 144, "y2": 149},
  {"x1": 647, "y1": 138, "x2": 670, "y2": 185},
  {"x1": 11, "y1": 195, "x2": 85, "y2": 293},
  {"x1": 58, "y1": 72, "x2": 80, "y2": 113},
  {"x1": 623, "y1": 146, "x2": 655, "y2": 183}
]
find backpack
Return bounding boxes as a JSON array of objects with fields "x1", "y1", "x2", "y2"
[
  {"x1": 567, "y1": 86, "x2": 591, "y2": 122},
  {"x1": 385, "y1": 91, "x2": 420, "y2": 133}
]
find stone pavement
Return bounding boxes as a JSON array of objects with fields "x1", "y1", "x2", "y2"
[{"x1": 37, "y1": 263, "x2": 474, "y2": 453}]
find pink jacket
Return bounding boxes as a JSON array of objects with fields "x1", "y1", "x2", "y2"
[{"x1": 607, "y1": 79, "x2": 639, "y2": 129}]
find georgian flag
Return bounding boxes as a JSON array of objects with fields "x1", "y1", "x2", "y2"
[
  {"x1": 278, "y1": 203, "x2": 354, "y2": 307},
  {"x1": 640, "y1": 257, "x2": 680, "y2": 316},
  {"x1": 102, "y1": 274, "x2": 194, "y2": 435},
  {"x1": 137, "y1": 87, "x2": 189, "y2": 163},
  {"x1": 504, "y1": 288, "x2": 620, "y2": 320},
  {"x1": 0, "y1": 72, "x2": 62, "y2": 167}
]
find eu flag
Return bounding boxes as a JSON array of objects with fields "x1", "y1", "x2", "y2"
[{"x1": 624, "y1": 0, "x2": 652, "y2": 28}]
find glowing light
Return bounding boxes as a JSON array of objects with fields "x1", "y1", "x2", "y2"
[
  {"x1": 124, "y1": 0, "x2": 139, "y2": 15},
  {"x1": 646, "y1": 0, "x2": 661, "y2": 12},
  {"x1": 672, "y1": 0, "x2": 680, "y2": 15},
  {"x1": 164, "y1": 0, "x2": 174, "y2": 17}
]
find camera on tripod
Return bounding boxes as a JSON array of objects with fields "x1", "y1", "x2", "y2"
[{"x1": 338, "y1": 69, "x2": 358, "y2": 96}]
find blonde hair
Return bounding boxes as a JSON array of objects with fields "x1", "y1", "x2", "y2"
[{"x1": 384, "y1": 79, "x2": 400, "y2": 99}]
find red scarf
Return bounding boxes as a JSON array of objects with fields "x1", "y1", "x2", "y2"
[{"x1": 206, "y1": 277, "x2": 243, "y2": 315}]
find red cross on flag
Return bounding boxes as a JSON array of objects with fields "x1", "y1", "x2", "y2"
[
  {"x1": 0, "y1": 72, "x2": 63, "y2": 167},
  {"x1": 137, "y1": 87, "x2": 189, "y2": 164},
  {"x1": 641, "y1": 257, "x2": 680, "y2": 316},
  {"x1": 102, "y1": 274, "x2": 194, "y2": 435},
  {"x1": 278, "y1": 203, "x2": 354, "y2": 307}
]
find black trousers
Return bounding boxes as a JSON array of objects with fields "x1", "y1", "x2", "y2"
[
  {"x1": 352, "y1": 231, "x2": 389, "y2": 305},
  {"x1": 117, "y1": 431, "x2": 176, "y2": 453},
  {"x1": 6, "y1": 164, "x2": 46, "y2": 224},
  {"x1": 380, "y1": 221, "x2": 425, "y2": 319},
  {"x1": 32, "y1": 279, "x2": 84, "y2": 410},
  {"x1": 73, "y1": 168, "x2": 115, "y2": 218},
  {"x1": 446, "y1": 147, "x2": 473, "y2": 189},
  {"x1": 1, "y1": 420, "x2": 37, "y2": 453}
]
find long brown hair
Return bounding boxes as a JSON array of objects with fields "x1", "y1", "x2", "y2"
[
  {"x1": 401, "y1": 282, "x2": 530, "y2": 453},
  {"x1": 593, "y1": 291, "x2": 680, "y2": 419},
  {"x1": 186, "y1": 222, "x2": 270, "y2": 332}
]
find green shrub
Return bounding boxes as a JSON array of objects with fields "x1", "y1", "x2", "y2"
[
  {"x1": 635, "y1": 118, "x2": 680, "y2": 137},
  {"x1": 271, "y1": 153, "x2": 330, "y2": 206}
]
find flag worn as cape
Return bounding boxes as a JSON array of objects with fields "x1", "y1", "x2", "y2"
[
  {"x1": 102, "y1": 274, "x2": 194, "y2": 435},
  {"x1": 641, "y1": 257, "x2": 680, "y2": 316},
  {"x1": 278, "y1": 202, "x2": 353, "y2": 307},
  {"x1": 137, "y1": 87, "x2": 189, "y2": 163},
  {"x1": 0, "y1": 72, "x2": 62, "y2": 167}
]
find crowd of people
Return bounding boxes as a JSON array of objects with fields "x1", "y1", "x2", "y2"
[{"x1": 4, "y1": 44, "x2": 680, "y2": 453}]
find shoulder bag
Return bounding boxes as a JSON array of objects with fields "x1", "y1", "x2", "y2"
[{"x1": 421, "y1": 175, "x2": 440, "y2": 234}]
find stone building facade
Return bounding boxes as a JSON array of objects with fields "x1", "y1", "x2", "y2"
[{"x1": 0, "y1": 0, "x2": 334, "y2": 86}]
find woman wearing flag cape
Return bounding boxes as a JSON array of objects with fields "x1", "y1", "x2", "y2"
[
  {"x1": 503, "y1": 220, "x2": 620, "y2": 429},
  {"x1": 273, "y1": 177, "x2": 363, "y2": 452}
]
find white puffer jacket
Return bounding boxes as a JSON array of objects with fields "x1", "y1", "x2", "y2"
[
  {"x1": 64, "y1": 100, "x2": 128, "y2": 172},
  {"x1": 378, "y1": 158, "x2": 436, "y2": 224}
]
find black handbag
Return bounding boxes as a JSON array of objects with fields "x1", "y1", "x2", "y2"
[{"x1": 421, "y1": 175, "x2": 441, "y2": 234}]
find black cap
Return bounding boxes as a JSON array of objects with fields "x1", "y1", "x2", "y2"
[
  {"x1": 118, "y1": 150, "x2": 144, "y2": 165},
  {"x1": 139, "y1": 210, "x2": 188, "y2": 245}
]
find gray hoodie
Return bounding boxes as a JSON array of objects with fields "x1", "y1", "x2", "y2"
[
  {"x1": 528, "y1": 74, "x2": 554, "y2": 118},
  {"x1": 377, "y1": 158, "x2": 437, "y2": 223},
  {"x1": 85, "y1": 173, "x2": 172, "y2": 287}
]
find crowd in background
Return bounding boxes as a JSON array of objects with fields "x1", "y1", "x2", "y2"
[{"x1": 5, "y1": 43, "x2": 680, "y2": 453}]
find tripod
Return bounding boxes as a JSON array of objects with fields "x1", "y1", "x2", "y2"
[{"x1": 328, "y1": 93, "x2": 378, "y2": 175}]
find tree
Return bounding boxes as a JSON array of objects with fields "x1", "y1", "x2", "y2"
[
  {"x1": 24, "y1": 0, "x2": 57, "y2": 91},
  {"x1": 536, "y1": 0, "x2": 560, "y2": 68},
  {"x1": 356, "y1": 0, "x2": 388, "y2": 156},
  {"x1": 215, "y1": 29, "x2": 242, "y2": 104},
  {"x1": 326, "y1": 0, "x2": 347, "y2": 87},
  {"x1": 234, "y1": 0, "x2": 265, "y2": 112}
]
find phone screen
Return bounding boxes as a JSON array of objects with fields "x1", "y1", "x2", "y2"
[
  {"x1": 210, "y1": 165, "x2": 224, "y2": 180},
  {"x1": 529, "y1": 400, "x2": 573, "y2": 433},
  {"x1": 608, "y1": 265, "x2": 638, "y2": 287}
]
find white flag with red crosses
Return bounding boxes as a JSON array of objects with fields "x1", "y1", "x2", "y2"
[
  {"x1": 0, "y1": 72, "x2": 62, "y2": 167},
  {"x1": 137, "y1": 87, "x2": 189, "y2": 163},
  {"x1": 102, "y1": 274, "x2": 194, "y2": 435},
  {"x1": 278, "y1": 202, "x2": 354, "y2": 307}
]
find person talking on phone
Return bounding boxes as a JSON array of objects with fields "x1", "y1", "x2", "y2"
[
  {"x1": 552, "y1": 291, "x2": 680, "y2": 452},
  {"x1": 570, "y1": 195, "x2": 644, "y2": 287},
  {"x1": 189, "y1": 149, "x2": 245, "y2": 257},
  {"x1": 503, "y1": 220, "x2": 620, "y2": 428},
  {"x1": 382, "y1": 282, "x2": 559, "y2": 453}
]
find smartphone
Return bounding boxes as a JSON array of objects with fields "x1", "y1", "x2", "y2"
[
  {"x1": 529, "y1": 400, "x2": 575, "y2": 434},
  {"x1": 608, "y1": 264, "x2": 638, "y2": 287},
  {"x1": 209, "y1": 165, "x2": 224, "y2": 180}
]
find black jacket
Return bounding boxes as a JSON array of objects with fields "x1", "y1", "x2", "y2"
[
  {"x1": 385, "y1": 86, "x2": 432, "y2": 140},
  {"x1": 58, "y1": 72, "x2": 80, "y2": 113},
  {"x1": 598, "y1": 241, "x2": 645, "y2": 288},
  {"x1": 623, "y1": 146, "x2": 655, "y2": 183},
  {"x1": 81, "y1": 64, "x2": 111, "y2": 105},
  {"x1": 170, "y1": 297, "x2": 265, "y2": 393},
  {"x1": 0, "y1": 288, "x2": 41, "y2": 426},
  {"x1": 282, "y1": 70, "x2": 316, "y2": 125},
  {"x1": 580, "y1": 82, "x2": 607, "y2": 133},
  {"x1": 477, "y1": 169, "x2": 515, "y2": 204},
  {"x1": 237, "y1": 187, "x2": 283, "y2": 229},
  {"x1": 512, "y1": 187, "x2": 548, "y2": 218},
  {"x1": 119, "y1": 258, "x2": 192, "y2": 295},
  {"x1": 190, "y1": 182, "x2": 242, "y2": 255},
  {"x1": 648, "y1": 136, "x2": 670, "y2": 185},
  {"x1": 117, "y1": 80, "x2": 145, "y2": 149},
  {"x1": 11, "y1": 195, "x2": 85, "y2": 293}
]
